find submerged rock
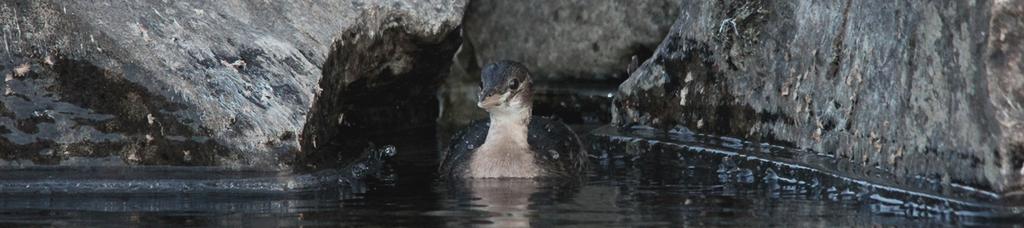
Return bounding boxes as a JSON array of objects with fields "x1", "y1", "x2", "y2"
[
  {"x1": 461, "y1": 0, "x2": 680, "y2": 81},
  {"x1": 613, "y1": 0, "x2": 1024, "y2": 195},
  {"x1": 0, "y1": 0, "x2": 466, "y2": 169}
]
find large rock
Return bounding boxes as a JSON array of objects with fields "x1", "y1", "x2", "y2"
[
  {"x1": 613, "y1": 0, "x2": 1024, "y2": 194},
  {"x1": 462, "y1": 0, "x2": 680, "y2": 81},
  {"x1": 0, "y1": 0, "x2": 465, "y2": 169}
]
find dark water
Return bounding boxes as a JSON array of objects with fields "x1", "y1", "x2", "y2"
[{"x1": 0, "y1": 129, "x2": 1020, "y2": 227}]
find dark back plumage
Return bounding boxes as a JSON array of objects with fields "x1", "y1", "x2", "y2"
[{"x1": 439, "y1": 117, "x2": 589, "y2": 179}]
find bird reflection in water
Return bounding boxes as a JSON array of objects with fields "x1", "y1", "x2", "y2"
[{"x1": 465, "y1": 179, "x2": 540, "y2": 227}]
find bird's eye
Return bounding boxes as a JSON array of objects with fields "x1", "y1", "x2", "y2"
[{"x1": 509, "y1": 78, "x2": 520, "y2": 90}]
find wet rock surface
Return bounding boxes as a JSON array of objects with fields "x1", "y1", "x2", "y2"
[
  {"x1": 612, "y1": 0, "x2": 1024, "y2": 194},
  {"x1": 0, "y1": 0, "x2": 465, "y2": 169},
  {"x1": 461, "y1": 0, "x2": 680, "y2": 81}
]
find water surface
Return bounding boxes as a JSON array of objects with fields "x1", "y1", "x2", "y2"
[{"x1": 0, "y1": 130, "x2": 1018, "y2": 227}]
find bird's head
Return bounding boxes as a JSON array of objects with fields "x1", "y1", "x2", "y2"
[{"x1": 477, "y1": 60, "x2": 533, "y2": 115}]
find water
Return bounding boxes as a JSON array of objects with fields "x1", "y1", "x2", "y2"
[{"x1": 0, "y1": 128, "x2": 1021, "y2": 227}]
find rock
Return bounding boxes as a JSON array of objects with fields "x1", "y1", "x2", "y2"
[
  {"x1": 612, "y1": 0, "x2": 1024, "y2": 194},
  {"x1": 0, "y1": 0, "x2": 466, "y2": 169},
  {"x1": 462, "y1": 0, "x2": 680, "y2": 81}
]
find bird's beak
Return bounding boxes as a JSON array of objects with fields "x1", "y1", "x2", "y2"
[{"x1": 477, "y1": 92, "x2": 501, "y2": 108}]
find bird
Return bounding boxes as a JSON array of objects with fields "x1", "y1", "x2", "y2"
[{"x1": 440, "y1": 60, "x2": 589, "y2": 179}]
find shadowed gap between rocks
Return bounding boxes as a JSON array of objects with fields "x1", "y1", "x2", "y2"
[{"x1": 297, "y1": 25, "x2": 462, "y2": 172}]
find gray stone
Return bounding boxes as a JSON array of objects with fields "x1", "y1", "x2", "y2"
[
  {"x1": 612, "y1": 0, "x2": 1024, "y2": 194},
  {"x1": 462, "y1": 0, "x2": 680, "y2": 81},
  {"x1": 0, "y1": 0, "x2": 466, "y2": 169}
]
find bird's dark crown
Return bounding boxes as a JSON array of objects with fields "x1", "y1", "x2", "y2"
[{"x1": 479, "y1": 60, "x2": 533, "y2": 103}]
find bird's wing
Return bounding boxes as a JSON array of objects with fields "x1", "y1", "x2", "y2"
[
  {"x1": 439, "y1": 119, "x2": 490, "y2": 178},
  {"x1": 528, "y1": 117, "x2": 589, "y2": 177}
]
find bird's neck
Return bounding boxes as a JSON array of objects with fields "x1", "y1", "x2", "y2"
[
  {"x1": 470, "y1": 103, "x2": 536, "y2": 178},
  {"x1": 485, "y1": 104, "x2": 531, "y2": 147}
]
